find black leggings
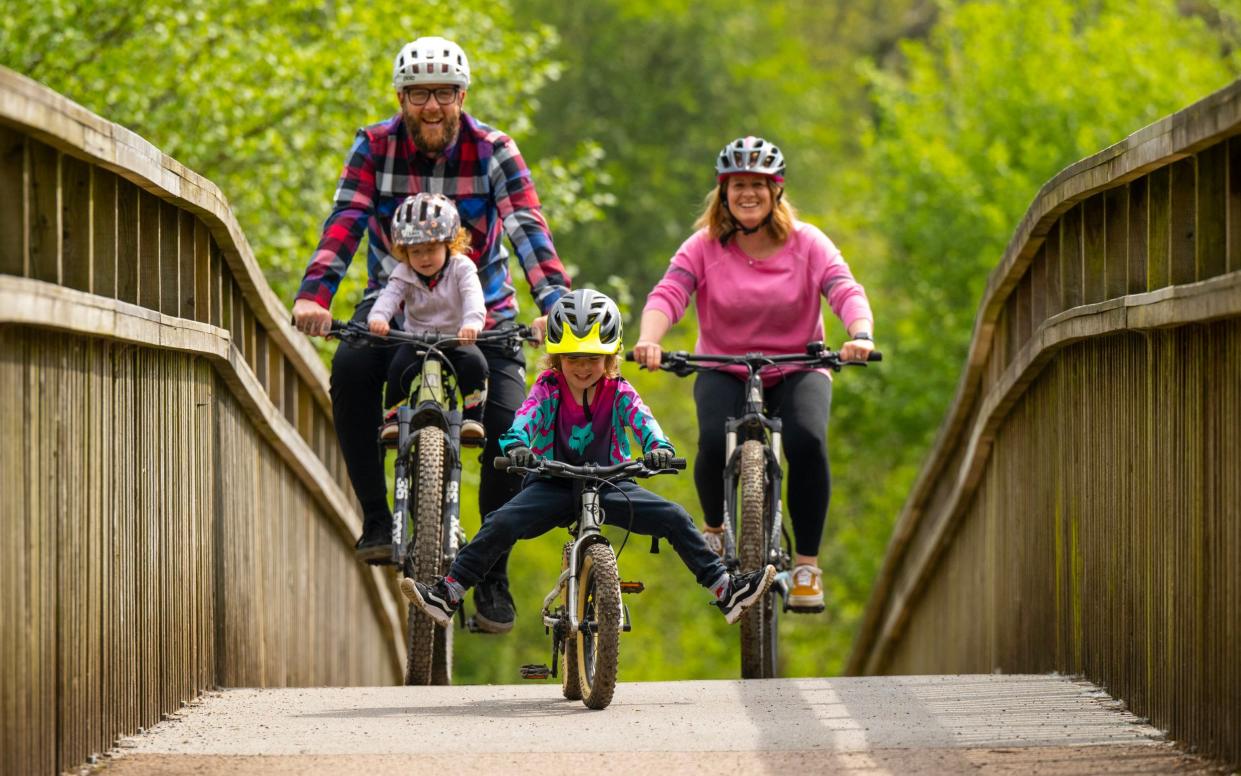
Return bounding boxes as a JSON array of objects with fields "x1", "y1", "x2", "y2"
[
  {"x1": 329, "y1": 298, "x2": 525, "y2": 582},
  {"x1": 386, "y1": 343, "x2": 488, "y2": 423},
  {"x1": 693, "y1": 369, "x2": 832, "y2": 558}
]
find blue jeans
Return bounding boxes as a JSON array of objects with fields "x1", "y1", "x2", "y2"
[{"x1": 449, "y1": 478, "x2": 727, "y2": 589}]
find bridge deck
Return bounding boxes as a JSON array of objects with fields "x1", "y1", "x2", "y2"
[{"x1": 97, "y1": 676, "x2": 1218, "y2": 774}]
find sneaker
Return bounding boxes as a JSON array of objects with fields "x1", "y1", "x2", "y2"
[
  {"x1": 701, "y1": 523, "x2": 726, "y2": 558},
  {"x1": 716, "y1": 565, "x2": 777, "y2": 624},
  {"x1": 378, "y1": 406, "x2": 400, "y2": 444},
  {"x1": 787, "y1": 564, "x2": 825, "y2": 611},
  {"x1": 471, "y1": 577, "x2": 516, "y2": 633},
  {"x1": 401, "y1": 577, "x2": 459, "y2": 627},
  {"x1": 354, "y1": 513, "x2": 394, "y2": 564},
  {"x1": 460, "y1": 419, "x2": 486, "y2": 447}
]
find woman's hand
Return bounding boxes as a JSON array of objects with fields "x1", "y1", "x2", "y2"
[
  {"x1": 368, "y1": 318, "x2": 390, "y2": 336},
  {"x1": 457, "y1": 325, "x2": 480, "y2": 344},
  {"x1": 839, "y1": 338, "x2": 874, "y2": 363},
  {"x1": 632, "y1": 340, "x2": 663, "y2": 370}
]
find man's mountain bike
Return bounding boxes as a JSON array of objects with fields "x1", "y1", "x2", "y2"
[
  {"x1": 328, "y1": 320, "x2": 533, "y2": 685},
  {"x1": 630, "y1": 341, "x2": 880, "y2": 678},
  {"x1": 494, "y1": 455, "x2": 685, "y2": 710}
]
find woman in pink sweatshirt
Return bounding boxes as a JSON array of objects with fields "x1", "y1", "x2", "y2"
[{"x1": 633, "y1": 136, "x2": 875, "y2": 611}]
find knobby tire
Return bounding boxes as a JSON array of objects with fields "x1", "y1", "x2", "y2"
[
  {"x1": 737, "y1": 440, "x2": 776, "y2": 678},
  {"x1": 404, "y1": 425, "x2": 449, "y2": 686},
  {"x1": 560, "y1": 542, "x2": 582, "y2": 700},
  {"x1": 575, "y1": 543, "x2": 621, "y2": 709}
]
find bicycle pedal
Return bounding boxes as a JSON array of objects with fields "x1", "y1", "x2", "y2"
[
  {"x1": 460, "y1": 435, "x2": 487, "y2": 448},
  {"x1": 520, "y1": 663, "x2": 551, "y2": 680},
  {"x1": 619, "y1": 581, "x2": 645, "y2": 594}
]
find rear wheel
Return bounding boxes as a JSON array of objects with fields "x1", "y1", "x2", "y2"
[
  {"x1": 574, "y1": 543, "x2": 621, "y2": 709},
  {"x1": 404, "y1": 426, "x2": 449, "y2": 686},
  {"x1": 737, "y1": 440, "x2": 776, "y2": 679}
]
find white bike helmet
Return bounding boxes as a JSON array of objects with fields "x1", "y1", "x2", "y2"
[
  {"x1": 391, "y1": 193, "x2": 461, "y2": 246},
  {"x1": 715, "y1": 136, "x2": 785, "y2": 182},
  {"x1": 393, "y1": 36, "x2": 471, "y2": 90}
]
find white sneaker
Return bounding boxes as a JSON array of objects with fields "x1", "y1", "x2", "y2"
[{"x1": 787, "y1": 564, "x2": 825, "y2": 611}]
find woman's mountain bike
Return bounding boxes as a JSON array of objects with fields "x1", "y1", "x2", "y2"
[
  {"x1": 328, "y1": 320, "x2": 533, "y2": 686},
  {"x1": 629, "y1": 341, "x2": 880, "y2": 678},
  {"x1": 494, "y1": 455, "x2": 686, "y2": 710}
]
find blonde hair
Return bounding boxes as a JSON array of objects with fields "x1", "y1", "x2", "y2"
[
  {"x1": 693, "y1": 178, "x2": 797, "y2": 243},
  {"x1": 538, "y1": 352, "x2": 622, "y2": 379},
  {"x1": 393, "y1": 226, "x2": 473, "y2": 265}
]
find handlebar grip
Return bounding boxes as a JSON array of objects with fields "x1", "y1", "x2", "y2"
[
  {"x1": 669, "y1": 457, "x2": 687, "y2": 470},
  {"x1": 623, "y1": 350, "x2": 636, "y2": 362},
  {"x1": 493, "y1": 456, "x2": 511, "y2": 471},
  {"x1": 868, "y1": 351, "x2": 883, "y2": 362}
]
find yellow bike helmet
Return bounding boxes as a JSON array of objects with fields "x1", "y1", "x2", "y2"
[{"x1": 546, "y1": 289, "x2": 623, "y2": 355}]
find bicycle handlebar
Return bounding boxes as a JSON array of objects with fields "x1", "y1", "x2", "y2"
[
  {"x1": 325, "y1": 319, "x2": 536, "y2": 349},
  {"x1": 492, "y1": 456, "x2": 687, "y2": 479},
  {"x1": 623, "y1": 342, "x2": 882, "y2": 374}
]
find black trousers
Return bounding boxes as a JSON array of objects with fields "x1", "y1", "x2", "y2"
[
  {"x1": 386, "y1": 342, "x2": 489, "y2": 422},
  {"x1": 448, "y1": 478, "x2": 728, "y2": 589},
  {"x1": 330, "y1": 298, "x2": 525, "y2": 582},
  {"x1": 693, "y1": 369, "x2": 832, "y2": 558}
]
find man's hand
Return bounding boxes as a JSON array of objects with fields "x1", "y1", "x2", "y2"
[
  {"x1": 369, "y1": 318, "x2": 390, "y2": 336},
  {"x1": 530, "y1": 315, "x2": 549, "y2": 346},
  {"x1": 632, "y1": 340, "x2": 663, "y2": 370},
  {"x1": 643, "y1": 448, "x2": 673, "y2": 470},
  {"x1": 292, "y1": 298, "x2": 332, "y2": 337},
  {"x1": 506, "y1": 445, "x2": 536, "y2": 468},
  {"x1": 458, "y1": 325, "x2": 480, "y2": 344}
]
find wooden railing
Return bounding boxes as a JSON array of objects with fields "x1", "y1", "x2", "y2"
[
  {"x1": 848, "y1": 80, "x2": 1241, "y2": 767},
  {"x1": 0, "y1": 67, "x2": 405, "y2": 774}
]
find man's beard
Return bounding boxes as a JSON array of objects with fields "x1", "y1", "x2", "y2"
[{"x1": 405, "y1": 112, "x2": 460, "y2": 155}]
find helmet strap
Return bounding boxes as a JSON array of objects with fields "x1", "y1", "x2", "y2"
[{"x1": 720, "y1": 184, "x2": 782, "y2": 243}]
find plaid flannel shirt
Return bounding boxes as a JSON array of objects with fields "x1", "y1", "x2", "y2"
[{"x1": 296, "y1": 112, "x2": 570, "y2": 327}]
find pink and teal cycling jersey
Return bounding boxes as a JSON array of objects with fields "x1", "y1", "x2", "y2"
[{"x1": 499, "y1": 370, "x2": 673, "y2": 466}]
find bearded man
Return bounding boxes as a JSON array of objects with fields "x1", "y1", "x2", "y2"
[{"x1": 292, "y1": 36, "x2": 571, "y2": 634}]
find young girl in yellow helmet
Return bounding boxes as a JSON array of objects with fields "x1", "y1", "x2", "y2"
[{"x1": 403, "y1": 288, "x2": 775, "y2": 630}]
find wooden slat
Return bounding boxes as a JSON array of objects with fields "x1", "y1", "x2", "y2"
[
  {"x1": 1083, "y1": 194, "x2": 1106, "y2": 304},
  {"x1": 0, "y1": 125, "x2": 25, "y2": 276},
  {"x1": 160, "y1": 200, "x2": 180, "y2": 315},
  {"x1": 1169, "y1": 157, "x2": 1196, "y2": 285},
  {"x1": 1197, "y1": 144, "x2": 1226, "y2": 281},
  {"x1": 91, "y1": 169, "x2": 117, "y2": 298},
  {"x1": 180, "y1": 210, "x2": 196, "y2": 319},
  {"x1": 61, "y1": 156, "x2": 92, "y2": 292},
  {"x1": 1103, "y1": 186, "x2": 1128, "y2": 299},
  {"x1": 1127, "y1": 177, "x2": 1148, "y2": 295},
  {"x1": 193, "y1": 219, "x2": 210, "y2": 323},
  {"x1": 1147, "y1": 166, "x2": 1171, "y2": 290},
  {"x1": 138, "y1": 191, "x2": 161, "y2": 310},
  {"x1": 1230, "y1": 138, "x2": 1241, "y2": 273},
  {"x1": 1061, "y1": 205, "x2": 1084, "y2": 309},
  {"x1": 116, "y1": 179, "x2": 139, "y2": 304},
  {"x1": 28, "y1": 141, "x2": 59, "y2": 284}
]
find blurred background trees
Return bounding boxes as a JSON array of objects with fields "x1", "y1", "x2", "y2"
[{"x1": 4, "y1": 0, "x2": 1237, "y2": 681}]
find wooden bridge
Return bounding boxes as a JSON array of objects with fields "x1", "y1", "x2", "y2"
[{"x1": 1, "y1": 66, "x2": 1238, "y2": 772}]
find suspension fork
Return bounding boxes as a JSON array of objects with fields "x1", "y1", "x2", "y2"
[{"x1": 566, "y1": 486, "x2": 608, "y2": 635}]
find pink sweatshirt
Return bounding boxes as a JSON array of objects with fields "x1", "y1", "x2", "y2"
[
  {"x1": 643, "y1": 222, "x2": 872, "y2": 384},
  {"x1": 368, "y1": 254, "x2": 486, "y2": 333}
]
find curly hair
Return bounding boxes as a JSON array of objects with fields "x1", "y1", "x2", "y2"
[
  {"x1": 393, "y1": 226, "x2": 472, "y2": 265},
  {"x1": 693, "y1": 178, "x2": 797, "y2": 243}
]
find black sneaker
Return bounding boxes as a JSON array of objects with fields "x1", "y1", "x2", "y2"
[
  {"x1": 716, "y1": 565, "x2": 777, "y2": 624},
  {"x1": 354, "y1": 513, "x2": 394, "y2": 565},
  {"x1": 401, "y1": 577, "x2": 459, "y2": 627},
  {"x1": 471, "y1": 577, "x2": 516, "y2": 633}
]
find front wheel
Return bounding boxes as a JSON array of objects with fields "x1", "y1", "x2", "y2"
[
  {"x1": 404, "y1": 425, "x2": 450, "y2": 686},
  {"x1": 736, "y1": 440, "x2": 777, "y2": 679},
  {"x1": 574, "y1": 543, "x2": 621, "y2": 709}
]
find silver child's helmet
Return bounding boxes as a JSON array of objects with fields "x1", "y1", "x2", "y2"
[
  {"x1": 391, "y1": 193, "x2": 461, "y2": 246},
  {"x1": 393, "y1": 36, "x2": 471, "y2": 90},
  {"x1": 714, "y1": 136, "x2": 785, "y2": 182}
]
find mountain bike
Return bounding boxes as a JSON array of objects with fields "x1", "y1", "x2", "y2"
[
  {"x1": 494, "y1": 455, "x2": 685, "y2": 709},
  {"x1": 328, "y1": 320, "x2": 533, "y2": 685},
  {"x1": 629, "y1": 341, "x2": 880, "y2": 678}
]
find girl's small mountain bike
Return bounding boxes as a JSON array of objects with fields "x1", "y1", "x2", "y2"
[
  {"x1": 631, "y1": 341, "x2": 880, "y2": 678},
  {"x1": 328, "y1": 320, "x2": 533, "y2": 686},
  {"x1": 494, "y1": 455, "x2": 685, "y2": 710}
]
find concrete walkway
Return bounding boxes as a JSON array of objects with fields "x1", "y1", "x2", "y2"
[{"x1": 98, "y1": 675, "x2": 1218, "y2": 774}]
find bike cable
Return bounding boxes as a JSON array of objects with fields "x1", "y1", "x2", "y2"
[{"x1": 579, "y1": 475, "x2": 639, "y2": 562}]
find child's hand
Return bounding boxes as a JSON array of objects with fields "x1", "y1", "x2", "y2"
[
  {"x1": 457, "y1": 325, "x2": 479, "y2": 344},
  {"x1": 369, "y1": 319, "x2": 390, "y2": 336}
]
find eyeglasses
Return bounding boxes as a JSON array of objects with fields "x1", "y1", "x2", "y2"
[{"x1": 404, "y1": 87, "x2": 459, "y2": 106}]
